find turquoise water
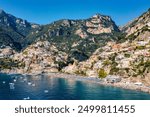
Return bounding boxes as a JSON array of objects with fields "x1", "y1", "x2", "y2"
[{"x1": 0, "y1": 73, "x2": 150, "y2": 100}]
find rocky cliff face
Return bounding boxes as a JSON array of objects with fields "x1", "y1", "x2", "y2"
[
  {"x1": 86, "y1": 14, "x2": 119, "y2": 34},
  {"x1": 0, "y1": 9, "x2": 120, "y2": 58},
  {"x1": 24, "y1": 13, "x2": 120, "y2": 58},
  {"x1": 63, "y1": 9, "x2": 150, "y2": 85},
  {"x1": 0, "y1": 8, "x2": 150, "y2": 85},
  {"x1": 62, "y1": 9, "x2": 150, "y2": 84},
  {"x1": 0, "y1": 9, "x2": 40, "y2": 50},
  {"x1": 121, "y1": 8, "x2": 150, "y2": 38}
]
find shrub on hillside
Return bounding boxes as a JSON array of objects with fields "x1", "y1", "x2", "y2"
[{"x1": 98, "y1": 69, "x2": 107, "y2": 78}]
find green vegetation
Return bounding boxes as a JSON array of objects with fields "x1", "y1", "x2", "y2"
[
  {"x1": 144, "y1": 60, "x2": 150, "y2": 68},
  {"x1": 124, "y1": 53, "x2": 131, "y2": 58},
  {"x1": 23, "y1": 51, "x2": 28, "y2": 55},
  {"x1": 0, "y1": 58, "x2": 21, "y2": 70},
  {"x1": 128, "y1": 33, "x2": 137, "y2": 41},
  {"x1": 141, "y1": 25, "x2": 150, "y2": 33},
  {"x1": 109, "y1": 59, "x2": 119, "y2": 75},
  {"x1": 136, "y1": 46, "x2": 146, "y2": 50},
  {"x1": 109, "y1": 53, "x2": 117, "y2": 62},
  {"x1": 116, "y1": 33, "x2": 126, "y2": 43},
  {"x1": 55, "y1": 61, "x2": 67, "y2": 71},
  {"x1": 132, "y1": 58, "x2": 150, "y2": 76},
  {"x1": 98, "y1": 69, "x2": 107, "y2": 78},
  {"x1": 103, "y1": 60, "x2": 112, "y2": 66},
  {"x1": 110, "y1": 67, "x2": 119, "y2": 75},
  {"x1": 124, "y1": 68, "x2": 130, "y2": 73},
  {"x1": 75, "y1": 70, "x2": 86, "y2": 76},
  {"x1": 127, "y1": 25, "x2": 150, "y2": 41}
]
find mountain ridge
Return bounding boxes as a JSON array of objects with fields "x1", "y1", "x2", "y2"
[
  {"x1": 0, "y1": 8, "x2": 150, "y2": 86},
  {"x1": 0, "y1": 8, "x2": 120, "y2": 49}
]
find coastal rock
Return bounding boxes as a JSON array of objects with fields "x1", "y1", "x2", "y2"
[
  {"x1": 62, "y1": 62, "x2": 78, "y2": 74},
  {"x1": 86, "y1": 70, "x2": 98, "y2": 77},
  {"x1": 44, "y1": 67, "x2": 59, "y2": 73}
]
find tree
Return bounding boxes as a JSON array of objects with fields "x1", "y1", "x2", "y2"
[{"x1": 98, "y1": 69, "x2": 107, "y2": 78}]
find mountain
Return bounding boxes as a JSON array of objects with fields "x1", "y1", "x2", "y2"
[
  {"x1": 0, "y1": 8, "x2": 150, "y2": 86},
  {"x1": 121, "y1": 8, "x2": 150, "y2": 40},
  {"x1": 0, "y1": 9, "x2": 40, "y2": 50},
  {"x1": 25, "y1": 14, "x2": 120, "y2": 58},
  {"x1": 62, "y1": 9, "x2": 149, "y2": 84},
  {"x1": 0, "y1": 9, "x2": 120, "y2": 56}
]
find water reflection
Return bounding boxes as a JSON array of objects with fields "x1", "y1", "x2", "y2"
[{"x1": 0, "y1": 73, "x2": 150, "y2": 100}]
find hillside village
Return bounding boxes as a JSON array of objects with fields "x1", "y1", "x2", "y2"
[{"x1": 0, "y1": 8, "x2": 150, "y2": 87}]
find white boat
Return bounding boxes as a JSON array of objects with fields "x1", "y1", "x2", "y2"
[
  {"x1": 44, "y1": 90, "x2": 49, "y2": 93},
  {"x1": 9, "y1": 83, "x2": 15, "y2": 89},
  {"x1": 23, "y1": 97, "x2": 30, "y2": 100},
  {"x1": 31, "y1": 84, "x2": 36, "y2": 87},
  {"x1": 13, "y1": 79, "x2": 17, "y2": 82},
  {"x1": 28, "y1": 82, "x2": 32, "y2": 85}
]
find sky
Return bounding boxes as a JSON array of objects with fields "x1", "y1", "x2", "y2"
[{"x1": 0, "y1": 0, "x2": 149, "y2": 26}]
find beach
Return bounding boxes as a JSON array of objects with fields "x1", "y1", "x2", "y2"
[
  {"x1": 1, "y1": 71, "x2": 150, "y2": 94},
  {"x1": 32, "y1": 72, "x2": 150, "y2": 94}
]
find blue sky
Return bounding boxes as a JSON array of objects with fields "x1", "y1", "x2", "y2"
[{"x1": 0, "y1": 0, "x2": 149, "y2": 26}]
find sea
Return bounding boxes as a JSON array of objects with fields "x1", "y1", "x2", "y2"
[{"x1": 0, "y1": 73, "x2": 150, "y2": 100}]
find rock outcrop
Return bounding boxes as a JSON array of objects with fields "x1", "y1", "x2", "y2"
[
  {"x1": 86, "y1": 14, "x2": 119, "y2": 34},
  {"x1": 0, "y1": 8, "x2": 150, "y2": 85}
]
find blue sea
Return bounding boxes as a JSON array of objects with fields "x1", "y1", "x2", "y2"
[{"x1": 0, "y1": 73, "x2": 150, "y2": 100}]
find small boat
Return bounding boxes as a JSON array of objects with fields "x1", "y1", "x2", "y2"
[
  {"x1": 13, "y1": 79, "x2": 17, "y2": 82},
  {"x1": 44, "y1": 90, "x2": 49, "y2": 93},
  {"x1": 22, "y1": 79, "x2": 27, "y2": 83},
  {"x1": 31, "y1": 84, "x2": 36, "y2": 87},
  {"x1": 20, "y1": 76, "x2": 23, "y2": 79},
  {"x1": 9, "y1": 83, "x2": 15, "y2": 90},
  {"x1": 28, "y1": 82, "x2": 32, "y2": 85},
  {"x1": 23, "y1": 97, "x2": 30, "y2": 100}
]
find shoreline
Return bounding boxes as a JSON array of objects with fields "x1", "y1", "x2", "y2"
[
  {"x1": 1, "y1": 71, "x2": 150, "y2": 94},
  {"x1": 45, "y1": 72, "x2": 150, "y2": 94}
]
